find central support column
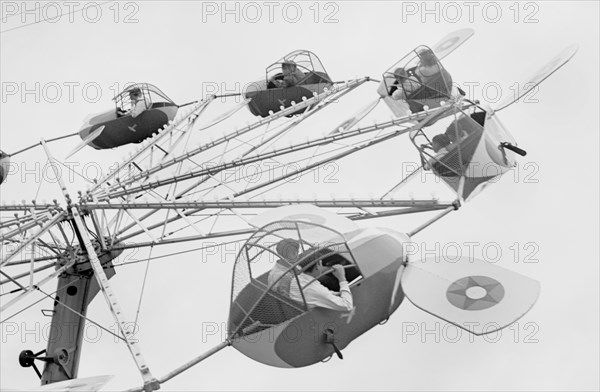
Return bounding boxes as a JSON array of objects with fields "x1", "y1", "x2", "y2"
[{"x1": 40, "y1": 241, "x2": 120, "y2": 385}]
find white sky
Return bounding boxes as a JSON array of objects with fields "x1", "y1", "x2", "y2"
[{"x1": 0, "y1": 1, "x2": 598, "y2": 391}]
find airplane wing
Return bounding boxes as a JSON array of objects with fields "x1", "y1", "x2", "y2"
[
  {"x1": 432, "y1": 28, "x2": 475, "y2": 61},
  {"x1": 65, "y1": 126, "x2": 105, "y2": 159},
  {"x1": 401, "y1": 256, "x2": 540, "y2": 335},
  {"x1": 493, "y1": 44, "x2": 579, "y2": 112}
]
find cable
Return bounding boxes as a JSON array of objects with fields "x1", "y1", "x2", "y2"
[
  {"x1": 133, "y1": 246, "x2": 153, "y2": 328},
  {"x1": 36, "y1": 284, "x2": 125, "y2": 341},
  {"x1": 81, "y1": 216, "x2": 99, "y2": 240},
  {"x1": 55, "y1": 159, "x2": 96, "y2": 184},
  {"x1": 0, "y1": 276, "x2": 125, "y2": 341},
  {"x1": 0, "y1": 1, "x2": 112, "y2": 34},
  {"x1": 114, "y1": 238, "x2": 245, "y2": 267},
  {"x1": 0, "y1": 277, "x2": 78, "y2": 324},
  {"x1": 8, "y1": 133, "x2": 79, "y2": 157}
]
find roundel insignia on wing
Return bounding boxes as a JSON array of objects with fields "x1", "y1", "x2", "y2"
[
  {"x1": 434, "y1": 36, "x2": 460, "y2": 54},
  {"x1": 446, "y1": 275, "x2": 505, "y2": 311}
]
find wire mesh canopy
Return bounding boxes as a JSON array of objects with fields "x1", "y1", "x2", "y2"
[
  {"x1": 410, "y1": 105, "x2": 519, "y2": 201},
  {"x1": 381, "y1": 45, "x2": 453, "y2": 113},
  {"x1": 269, "y1": 50, "x2": 328, "y2": 76},
  {"x1": 228, "y1": 219, "x2": 357, "y2": 339},
  {"x1": 113, "y1": 83, "x2": 175, "y2": 112},
  {"x1": 265, "y1": 50, "x2": 333, "y2": 86}
]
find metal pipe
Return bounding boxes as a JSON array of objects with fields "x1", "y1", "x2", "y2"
[
  {"x1": 0, "y1": 212, "x2": 65, "y2": 267},
  {"x1": 158, "y1": 340, "x2": 230, "y2": 384},
  {"x1": 0, "y1": 262, "x2": 55, "y2": 285},
  {"x1": 108, "y1": 100, "x2": 459, "y2": 242},
  {"x1": 407, "y1": 202, "x2": 459, "y2": 237},
  {"x1": 81, "y1": 198, "x2": 447, "y2": 210},
  {"x1": 124, "y1": 341, "x2": 231, "y2": 392}
]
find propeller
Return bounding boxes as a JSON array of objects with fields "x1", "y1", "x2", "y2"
[
  {"x1": 490, "y1": 44, "x2": 579, "y2": 114},
  {"x1": 65, "y1": 126, "x2": 105, "y2": 159},
  {"x1": 196, "y1": 99, "x2": 249, "y2": 131},
  {"x1": 329, "y1": 98, "x2": 380, "y2": 135},
  {"x1": 431, "y1": 28, "x2": 475, "y2": 60}
]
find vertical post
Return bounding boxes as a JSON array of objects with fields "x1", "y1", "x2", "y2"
[{"x1": 41, "y1": 266, "x2": 115, "y2": 384}]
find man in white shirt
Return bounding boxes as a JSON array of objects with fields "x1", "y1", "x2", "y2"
[
  {"x1": 414, "y1": 48, "x2": 453, "y2": 96},
  {"x1": 118, "y1": 88, "x2": 151, "y2": 118},
  {"x1": 271, "y1": 60, "x2": 305, "y2": 88},
  {"x1": 268, "y1": 240, "x2": 354, "y2": 312},
  {"x1": 129, "y1": 88, "x2": 151, "y2": 118},
  {"x1": 268, "y1": 238, "x2": 301, "y2": 296},
  {"x1": 391, "y1": 67, "x2": 421, "y2": 101},
  {"x1": 294, "y1": 261, "x2": 353, "y2": 312}
]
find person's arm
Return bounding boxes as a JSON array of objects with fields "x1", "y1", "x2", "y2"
[
  {"x1": 392, "y1": 88, "x2": 406, "y2": 100},
  {"x1": 282, "y1": 70, "x2": 304, "y2": 87},
  {"x1": 130, "y1": 99, "x2": 149, "y2": 118},
  {"x1": 293, "y1": 69, "x2": 305, "y2": 84},
  {"x1": 282, "y1": 75, "x2": 295, "y2": 87},
  {"x1": 304, "y1": 282, "x2": 353, "y2": 311},
  {"x1": 405, "y1": 77, "x2": 421, "y2": 95},
  {"x1": 304, "y1": 265, "x2": 353, "y2": 311},
  {"x1": 389, "y1": 80, "x2": 399, "y2": 96}
]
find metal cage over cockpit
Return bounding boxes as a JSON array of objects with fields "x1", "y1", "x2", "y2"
[
  {"x1": 112, "y1": 83, "x2": 176, "y2": 114},
  {"x1": 245, "y1": 50, "x2": 334, "y2": 117},
  {"x1": 265, "y1": 50, "x2": 333, "y2": 88},
  {"x1": 228, "y1": 220, "x2": 359, "y2": 339},
  {"x1": 409, "y1": 102, "x2": 520, "y2": 201},
  {"x1": 381, "y1": 45, "x2": 455, "y2": 113}
]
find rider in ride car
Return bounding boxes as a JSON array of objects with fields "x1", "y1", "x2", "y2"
[
  {"x1": 118, "y1": 88, "x2": 151, "y2": 118},
  {"x1": 268, "y1": 239, "x2": 354, "y2": 312},
  {"x1": 390, "y1": 67, "x2": 421, "y2": 100},
  {"x1": 272, "y1": 60, "x2": 305, "y2": 88},
  {"x1": 414, "y1": 48, "x2": 452, "y2": 95}
]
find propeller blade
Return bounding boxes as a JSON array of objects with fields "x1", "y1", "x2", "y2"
[
  {"x1": 329, "y1": 98, "x2": 380, "y2": 135},
  {"x1": 431, "y1": 28, "x2": 475, "y2": 60},
  {"x1": 197, "y1": 99, "x2": 248, "y2": 131},
  {"x1": 65, "y1": 126, "x2": 105, "y2": 159},
  {"x1": 493, "y1": 44, "x2": 579, "y2": 112},
  {"x1": 0, "y1": 150, "x2": 10, "y2": 185}
]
